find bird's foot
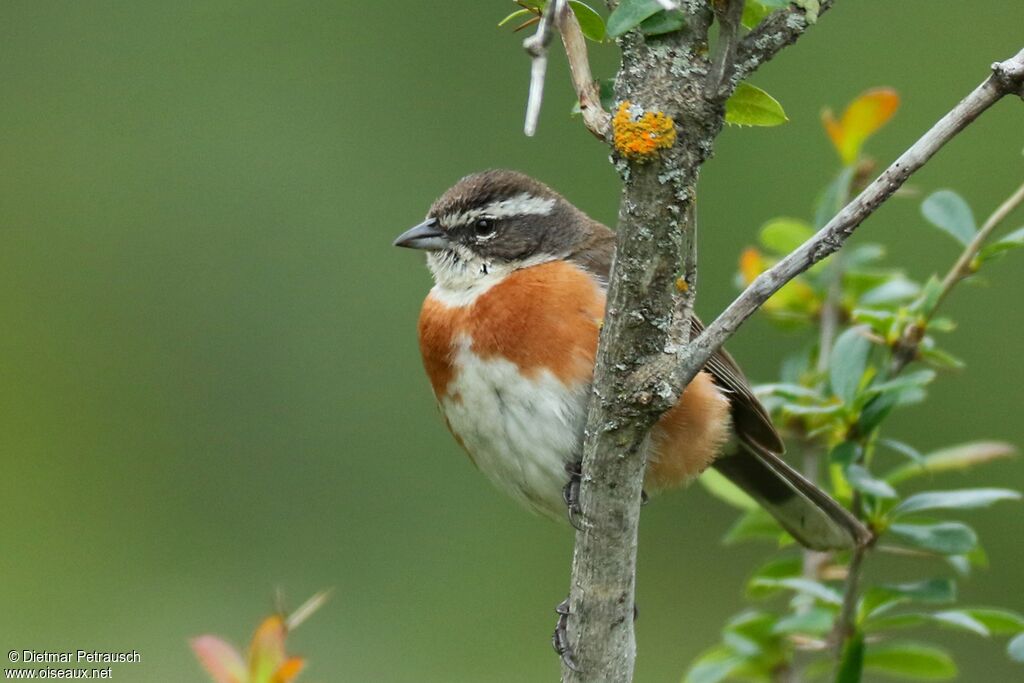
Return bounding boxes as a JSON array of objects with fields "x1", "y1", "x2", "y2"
[
  {"x1": 552, "y1": 598, "x2": 579, "y2": 672},
  {"x1": 562, "y1": 460, "x2": 583, "y2": 529}
]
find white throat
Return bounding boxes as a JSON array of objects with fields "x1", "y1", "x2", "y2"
[{"x1": 426, "y1": 246, "x2": 553, "y2": 308}]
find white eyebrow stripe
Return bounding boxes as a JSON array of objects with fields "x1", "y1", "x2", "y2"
[{"x1": 442, "y1": 192, "x2": 556, "y2": 227}]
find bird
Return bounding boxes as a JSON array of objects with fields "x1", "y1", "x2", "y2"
[{"x1": 393, "y1": 169, "x2": 870, "y2": 552}]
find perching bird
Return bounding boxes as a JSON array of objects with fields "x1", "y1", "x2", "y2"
[{"x1": 394, "y1": 169, "x2": 870, "y2": 552}]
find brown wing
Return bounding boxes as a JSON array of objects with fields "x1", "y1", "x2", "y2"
[{"x1": 566, "y1": 221, "x2": 870, "y2": 550}]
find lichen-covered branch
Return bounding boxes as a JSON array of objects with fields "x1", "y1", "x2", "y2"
[{"x1": 726, "y1": 0, "x2": 836, "y2": 94}]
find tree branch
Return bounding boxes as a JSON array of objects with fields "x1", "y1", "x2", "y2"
[
  {"x1": 523, "y1": 0, "x2": 564, "y2": 136},
  {"x1": 557, "y1": 4, "x2": 612, "y2": 139},
  {"x1": 651, "y1": 47, "x2": 1024, "y2": 400},
  {"x1": 726, "y1": 0, "x2": 836, "y2": 93}
]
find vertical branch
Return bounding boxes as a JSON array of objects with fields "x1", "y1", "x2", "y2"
[{"x1": 523, "y1": 0, "x2": 564, "y2": 136}]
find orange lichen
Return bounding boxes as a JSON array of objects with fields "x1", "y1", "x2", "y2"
[{"x1": 612, "y1": 100, "x2": 677, "y2": 161}]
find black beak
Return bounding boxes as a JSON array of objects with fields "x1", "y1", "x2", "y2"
[{"x1": 393, "y1": 218, "x2": 450, "y2": 251}]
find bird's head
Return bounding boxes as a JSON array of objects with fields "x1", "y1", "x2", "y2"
[{"x1": 394, "y1": 170, "x2": 591, "y2": 298}]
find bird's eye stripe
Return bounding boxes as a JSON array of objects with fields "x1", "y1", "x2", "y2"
[{"x1": 441, "y1": 192, "x2": 556, "y2": 228}]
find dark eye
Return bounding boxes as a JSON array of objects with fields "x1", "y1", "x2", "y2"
[{"x1": 474, "y1": 217, "x2": 496, "y2": 237}]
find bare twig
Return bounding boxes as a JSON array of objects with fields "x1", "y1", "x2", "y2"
[
  {"x1": 649, "y1": 48, "x2": 1024, "y2": 400},
  {"x1": 707, "y1": 0, "x2": 746, "y2": 93},
  {"x1": 523, "y1": 0, "x2": 563, "y2": 136},
  {"x1": 557, "y1": 4, "x2": 612, "y2": 139}
]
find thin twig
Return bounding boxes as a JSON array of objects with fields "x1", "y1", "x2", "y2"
[
  {"x1": 707, "y1": 0, "x2": 746, "y2": 93},
  {"x1": 557, "y1": 4, "x2": 612, "y2": 139},
  {"x1": 890, "y1": 179, "x2": 1024, "y2": 373},
  {"x1": 647, "y1": 48, "x2": 1024, "y2": 399},
  {"x1": 523, "y1": 0, "x2": 563, "y2": 136}
]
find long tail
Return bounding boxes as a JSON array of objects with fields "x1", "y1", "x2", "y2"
[{"x1": 712, "y1": 447, "x2": 872, "y2": 551}]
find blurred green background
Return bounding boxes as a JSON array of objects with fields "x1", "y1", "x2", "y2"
[{"x1": 1, "y1": 2, "x2": 1022, "y2": 681}]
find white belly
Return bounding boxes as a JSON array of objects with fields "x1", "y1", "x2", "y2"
[{"x1": 440, "y1": 337, "x2": 588, "y2": 519}]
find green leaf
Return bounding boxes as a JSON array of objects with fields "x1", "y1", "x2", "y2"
[
  {"x1": 880, "y1": 439, "x2": 925, "y2": 465},
  {"x1": 684, "y1": 647, "x2": 744, "y2": 683},
  {"x1": 885, "y1": 441, "x2": 1017, "y2": 484},
  {"x1": 835, "y1": 630, "x2": 865, "y2": 683},
  {"x1": 740, "y1": 1, "x2": 769, "y2": 29},
  {"x1": 1007, "y1": 632, "x2": 1024, "y2": 663},
  {"x1": 759, "y1": 218, "x2": 814, "y2": 254},
  {"x1": 860, "y1": 278, "x2": 921, "y2": 306},
  {"x1": 961, "y1": 608, "x2": 1024, "y2": 635},
  {"x1": 755, "y1": 383, "x2": 823, "y2": 400},
  {"x1": 724, "y1": 507, "x2": 785, "y2": 544},
  {"x1": 979, "y1": 225, "x2": 1024, "y2": 261},
  {"x1": 865, "y1": 613, "x2": 930, "y2": 632},
  {"x1": 871, "y1": 579, "x2": 957, "y2": 609},
  {"x1": 857, "y1": 391, "x2": 898, "y2": 435},
  {"x1": 498, "y1": 8, "x2": 534, "y2": 27},
  {"x1": 888, "y1": 522, "x2": 978, "y2": 555},
  {"x1": 868, "y1": 370, "x2": 937, "y2": 398},
  {"x1": 606, "y1": 0, "x2": 664, "y2": 37},
  {"x1": 700, "y1": 468, "x2": 758, "y2": 510},
  {"x1": 829, "y1": 326, "x2": 872, "y2": 403},
  {"x1": 931, "y1": 610, "x2": 990, "y2": 637},
  {"x1": 845, "y1": 464, "x2": 898, "y2": 499},
  {"x1": 748, "y1": 578, "x2": 843, "y2": 606},
  {"x1": 909, "y1": 274, "x2": 944, "y2": 316},
  {"x1": 865, "y1": 642, "x2": 957, "y2": 680},
  {"x1": 919, "y1": 344, "x2": 965, "y2": 370},
  {"x1": 567, "y1": 1, "x2": 606, "y2": 40},
  {"x1": 725, "y1": 82, "x2": 789, "y2": 127},
  {"x1": 639, "y1": 9, "x2": 686, "y2": 35},
  {"x1": 921, "y1": 190, "x2": 977, "y2": 246},
  {"x1": 772, "y1": 607, "x2": 835, "y2": 635},
  {"x1": 815, "y1": 167, "x2": 855, "y2": 229},
  {"x1": 892, "y1": 488, "x2": 1021, "y2": 517},
  {"x1": 830, "y1": 441, "x2": 861, "y2": 467},
  {"x1": 746, "y1": 556, "x2": 802, "y2": 599}
]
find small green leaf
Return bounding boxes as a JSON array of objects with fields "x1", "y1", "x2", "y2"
[
  {"x1": 830, "y1": 441, "x2": 861, "y2": 467},
  {"x1": 979, "y1": 225, "x2": 1024, "y2": 261},
  {"x1": 684, "y1": 647, "x2": 744, "y2": 683},
  {"x1": 885, "y1": 441, "x2": 1017, "y2": 484},
  {"x1": 829, "y1": 326, "x2": 872, "y2": 403},
  {"x1": 870, "y1": 579, "x2": 957, "y2": 609},
  {"x1": 755, "y1": 383, "x2": 823, "y2": 400},
  {"x1": 606, "y1": 0, "x2": 664, "y2": 37},
  {"x1": 746, "y1": 556, "x2": 801, "y2": 599},
  {"x1": 748, "y1": 578, "x2": 843, "y2": 606},
  {"x1": 772, "y1": 607, "x2": 835, "y2": 635},
  {"x1": 892, "y1": 488, "x2": 1021, "y2": 517},
  {"x1": 888, "y1": 522, "x2": 978, "y2": 555},
  {"x1": 846, "y1": 464, "x2": 898, "y2": 499},
  {"x1": 868, "y1": 370, "x2": 937, "y2": 398},
  {"x1": 815, "y1": 167, "x2": 855, "y2": 228},
  {"x1": 865, "y1": 612, "x2": 930, "y2": 632},
  {"x1": 860, "y1": 278, "x2": 921, "y2": 306},
  {"x1": 961, "y1": 608, "x2": 1024, "y2": 635},
  {"x1": 568, "y1": 1, "x2": 606, "y2": 41},
  {"x1": 880, "y1": 439, "x2": 925, "y2": 465},
  {"x1": 498, "y1": 8, "x2": 534, "y2": 27},
  {"x1": 700, "y1": 468, "x2": 758, "y2": 510},
  {"x1": 931, "y1": 610, "x2": 991, "y2": 637},
  {"x1": 639, "y1": 9, "x2": 686, "y2": 35},
  {"x1": 836, "y1": 630, "x2": 865, "y2": 683},
  {"x1": 865, "y1": 641, "x2": 957, "y2": 680},
  {"x1": 1009, "y1": 632, "x2": 1024, "y2": 663},
  {"x1": 857, "y1": 391, "x2": 898, "y2": 435},
  {"x1": 910, "y1": 275, "x2": 944, "y2": 316},
  {"x1": 724, "y1": 508, "x2": 786, "y2": 544},
  {"x1": 921, "y1": 190, "x2": 977, "y2": 246},
  {"x1": 759, "y1": 218, "x2": 815, "y2": 254},
  {"x1": 725, "y1": 82, "x2": 789, "y2": 127}
]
